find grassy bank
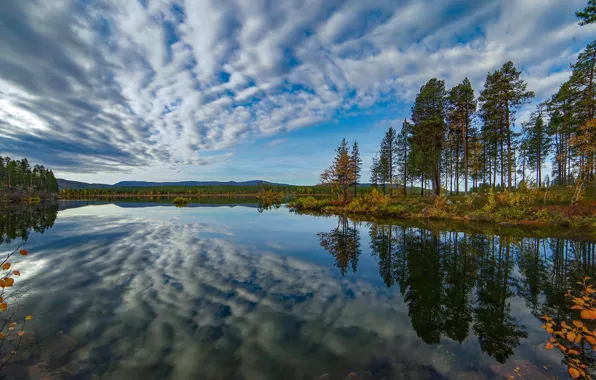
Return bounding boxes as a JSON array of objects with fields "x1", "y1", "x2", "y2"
[{"x1": 288, "y1": 187, "x2": 596, "y2": 234}]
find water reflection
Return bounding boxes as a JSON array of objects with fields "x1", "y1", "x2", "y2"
[
  {"x1": 318, "y1": 217, "x2": 596, "y2": 374},
  {"x1": 317, "y1": 217, "x2": 361, "y2": 275},
  {"x1": 3, "y1": 203, "x2": 596, "y2": 379},
  {"x1": 0, "y1": 202, "x2": 58, "y2": 243}
]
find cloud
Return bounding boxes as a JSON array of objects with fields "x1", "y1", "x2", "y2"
[
  {"x1": 266, "y1": 138, "x2": 285, "y2": 147},
  {"x1": 0, "y1": 0, "x2": 594, "y2": 175}
]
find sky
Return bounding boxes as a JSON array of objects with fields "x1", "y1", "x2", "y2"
[{"x1": 0, "y1": 0, "x2": 595, "y2": 185}]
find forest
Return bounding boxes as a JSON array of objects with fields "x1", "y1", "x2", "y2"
[
  {"x1": 298, "y1": 36, "x2": 596, "y2": 229},
  {"x1": 319, "y1": 39, "x2": 595, "y2": 200},
  {"x1": 0, "y1": 157, "x2": 59, "y2": 201}
]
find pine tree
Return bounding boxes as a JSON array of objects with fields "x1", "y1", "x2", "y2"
[
  {"x1": 396, "y1": 120, "x2": 413, "y2": 197},
  {"x1": 479, "y1": 62, "x2": 534, "y2": 191},
  {"x1": 380, "y1": 127, "x2": 398, "y2": 196},
  {"x1": 568, "y1": 41, "x2": 596, "y2": 180},
  {"x1": 522, "y1": 105, "x2": 551, "y2": 187},
  {"x1": 577, "y1": 0, "x2": 596, "y2": 25},
  {"x1": 447, "y1": 78, "x2": 477, "y2": 193},
  {"x1": 411, "y1": 78, "x2": 447, "y2": 195},
  {"x1": 350, "y1": 141, "x2": 362, "y2": 197},
  {"x1": 320, "y1": 138, "x2": 354, "y2": 204},
  {"x1": 370, "y1": 155, "x2": 380, "y2": 188}
]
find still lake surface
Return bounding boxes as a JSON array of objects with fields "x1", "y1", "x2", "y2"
[{"x1": 1, "y1": 201, "x2": 595, "y2": 379}]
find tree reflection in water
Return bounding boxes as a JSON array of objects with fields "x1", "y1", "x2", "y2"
[
  {"x1": 317, "y1": 216, "x2": 596, "y2": 366},
  {"x1": 0, "y1": 202, "x2": 58, "y2": 244}
]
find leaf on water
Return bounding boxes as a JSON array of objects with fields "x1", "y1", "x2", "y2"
[
  {"x1": 25, "y1": 316, "x2": 32, "y2": 321},
  {"x1": 1, "y1": 263, "x2": 10, "y2": 270},
  {"x1": 17, "y1": 331, "x2": 24, "y2": 337},
  {"x1": 12, "y1": 270, "x2": 20, "y2": 276},
  {"x1": 545, "y1": 342, "x2": 554, "y2": 350},
  {"x1": 19, "y1": 250, "x2": 27, "y2": 256},
  {"x1": 9, "y1": 322, "x2": 16, "y2": 327},
  {"x1": 8, "y1": 327, "x2": 14, "y2": 331},
  {"x1": 0, "y1": 303, "x2": 7, "y2": 312},
  {"x1": 569, "y1": 367, "x2": 580, "y2": 378},
  {"x1": 5, "y1": 278, "x2": 14, "y2": 287},
  {"x1": 0, "y1": 333, "x2": 4, "y2": 339}
]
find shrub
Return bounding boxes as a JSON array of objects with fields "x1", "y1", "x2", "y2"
[
  {"x1": 288, "y1": 197, "x2": 329, "y2": 210},
  {"x1": 173, "y1": 197, "x2": 189, "y2": 206},
  {"x1": 541, "y1": 277, "x2": 596, "y2": 379},
  {"x1": 344, "y1": 189, "x2": 388, "y2": 213},
  {"x1": 464, "y1": 193, "x2": 477, "y2": 208}
]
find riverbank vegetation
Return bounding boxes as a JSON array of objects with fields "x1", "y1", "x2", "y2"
[
  {"x1": 0, "y1": 157, "x2": 59, "y2": 202},
  {"x1": 172, "y1": 197, "x2": 189, "y2": 206},
  {"x1": 294, "y1": 38, "x2": 596, "y2": 229},
  {"x1": 59, "y1": 182, "x2": 334, "y2": 199}
]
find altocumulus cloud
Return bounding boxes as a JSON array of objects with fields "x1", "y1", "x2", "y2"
[{"x1": 0, "y1": 0, "x2": 594, "y2": 174}]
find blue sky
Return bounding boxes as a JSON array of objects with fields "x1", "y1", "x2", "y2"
[{"x1": 0, "y1": 0, "x2": 594, "y2": 185}]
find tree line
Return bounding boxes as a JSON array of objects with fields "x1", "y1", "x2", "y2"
[
  {"x1": 0, "y1": 157, "x2": 59, "y2": 194},
  {"x1": 321, "y1": 39, "x2": 595, "y2": 199}
]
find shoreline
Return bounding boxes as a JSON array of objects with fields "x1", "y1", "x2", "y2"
[{"x1": 289, "y1": 207, "x2": 596, "y2": 242}]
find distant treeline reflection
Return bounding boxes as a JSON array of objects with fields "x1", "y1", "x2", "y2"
[
  {"x1": 319, "y1": 217, "x2": 596, "y2": 366},
  {"x1": 0, "y1": 203, "x2": 58, "y2": 243}
]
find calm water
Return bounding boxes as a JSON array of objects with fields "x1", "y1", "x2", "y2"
[{"x1": 1, "y1": 201, "x2": 595, "y2": 379}]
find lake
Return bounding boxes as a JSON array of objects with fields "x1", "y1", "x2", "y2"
[{"x1": 1, "y1": 201, "x2": 594, "y2": 379}]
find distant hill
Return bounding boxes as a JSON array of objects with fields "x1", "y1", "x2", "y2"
[{"x1": 58, "y1": 179, "x2": 290, "y2": 190}]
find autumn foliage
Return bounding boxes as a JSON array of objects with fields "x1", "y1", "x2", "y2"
[
  {"x1": 0, "y1": 245, "x2": 32, "y2": 371},
  {"x1": 541, "y1": 277, "x2": 596, "y2": 379}
]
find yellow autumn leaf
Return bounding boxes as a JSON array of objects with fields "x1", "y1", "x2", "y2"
[
  {"x1": 571, "y1": 305, "x2": 584, "y2": 310},
  {"x1": 8, "y1": 327, "x2": 14, "y2": 331},
  {"x1": 19, "y1": 249, "x2": 27, "y2": 256},
  {"x1": 0, "y1": 303, "x2": 7, "y2": 312},
  {"x1": 567, "y1": 332, "x2": 577, "y2": 341},
  {"x1": 545, "y1": 342, "x2": 554, "y2": 350},
  {"x1": 568, "y1": 349, "x2": 581, "y2": 355},
  {"x1": 1, "y1": 263, "x2": 10, "y2": 270},
  {"x1": 586, "y1": 336, "x2": 596, "y2": 345},
  {"x1": 569, "y1": 367, "x2": 580, "y2": 378},
  {"x1": 4, "y1": 278, "x2": 14, "y2": 287},
  {"x1": 573, "y1": 320, "x2": 584, "y2": 328},
  {"x1": 25, "y1": 316, "x2": 32, "y2": 321}
]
